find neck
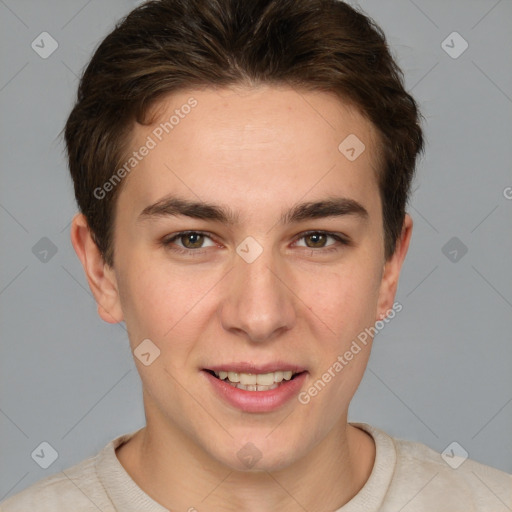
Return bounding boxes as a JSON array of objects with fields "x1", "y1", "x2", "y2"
[{"x1": 116, "y1": 416, "x2": 375, "y2": 512}]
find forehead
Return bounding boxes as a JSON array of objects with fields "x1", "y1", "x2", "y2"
[{"x1": 118, "y1": 85, "x2": 382, "y2": 222}]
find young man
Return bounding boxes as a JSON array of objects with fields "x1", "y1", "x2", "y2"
[{"x1": 2, "y1": 0, "x2": 510, "y2": 510}]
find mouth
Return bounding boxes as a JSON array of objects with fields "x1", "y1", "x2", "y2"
[
  {"x1": 202, "y1": 365, "x2": 308, "y2": 412},
  {"x1": 204, "y1": 369, "x2": 305, "y2": 392}
]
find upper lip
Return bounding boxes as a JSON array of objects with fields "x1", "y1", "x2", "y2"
[{"x1": 205, "y1": 362, "x2": 307, "y2": 374}]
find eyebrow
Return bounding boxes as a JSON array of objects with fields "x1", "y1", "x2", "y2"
[{"x1": 137, "y1": 195, "x2": 369, "y2": 225}]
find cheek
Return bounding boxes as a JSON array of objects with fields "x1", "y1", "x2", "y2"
[
  {"x1": 297, "y1": 258, "x2": 382, "y2": 345},
  {"x1": 116, "y1": 255, "x2": 219, "y2": 345},
  {"x1": 116, "y1": 266, "x2": 164, "y2": 340},
  {"x1": 296, "y1": 264, "x2": 380, "y2": 415}
]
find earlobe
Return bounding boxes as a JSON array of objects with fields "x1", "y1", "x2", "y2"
[
  {"x1": 375, "y1": 214, "x2": 413, "y2": 320},
  {"x1": 70, "y1": 213, "x2": 124, "y2": 324}
]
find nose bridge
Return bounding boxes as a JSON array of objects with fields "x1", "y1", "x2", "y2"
[{"x1": 220, "y1": 237, "x2": 296, "y2": 341}]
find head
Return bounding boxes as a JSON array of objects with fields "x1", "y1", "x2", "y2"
[{"x1": 67, "y1": 0, "x2": 423, "y2": 471}]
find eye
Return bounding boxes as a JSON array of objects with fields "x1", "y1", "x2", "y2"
[
  {"x1": 162, "y1": 231, "x2": 216, "y2": 254},
  {"x1": 294, "y1": 231, "x2": 349, "y2": 252}
]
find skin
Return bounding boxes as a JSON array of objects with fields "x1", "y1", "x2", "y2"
[{"x1": 71, "y1": 85, "x2": 412, "y2": 512}]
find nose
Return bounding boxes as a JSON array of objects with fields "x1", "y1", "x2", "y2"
[{"x1": 219, "y1": 245, "x2": 297, "y2": 343}]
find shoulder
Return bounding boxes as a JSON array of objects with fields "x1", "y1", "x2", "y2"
[
  {"x1": 352, "y1": 423, "x2": 511, "y2": 512},
  {"x1": 0, "y1": 448, "x2": 114, "y2": 512},
  {"x1": 389, "y1": 436, "x2": 512, "y2": 511}
]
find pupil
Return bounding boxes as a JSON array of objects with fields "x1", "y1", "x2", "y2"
[
  {"x1": 308, "y1": 233, "x2": 325, "y2": 248},
  {"x1": 184, "y1": 233, "x2": 203, "y2": 248}
]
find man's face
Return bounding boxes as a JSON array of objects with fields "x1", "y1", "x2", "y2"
[{"x1": 102, "y1": 86, "x2": 403, "y2": 470}]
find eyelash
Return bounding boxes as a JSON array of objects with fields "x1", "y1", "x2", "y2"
[{"x1": 161, "y1": 230, "x2": 350, "y2": 256}]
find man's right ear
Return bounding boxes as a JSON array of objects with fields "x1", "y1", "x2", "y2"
[{"x1": 70, "y1": 213, "x2": 124, "y2": 324}]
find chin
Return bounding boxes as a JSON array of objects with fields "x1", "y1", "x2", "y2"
[{"x1": 207, "y1": 432, "x2": 306, "y2": 473}]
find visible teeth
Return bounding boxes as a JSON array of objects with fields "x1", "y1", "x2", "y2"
[
  {"x1": 227, "y1": 381, "x2": 280, "y2": 391},
  {"x1": 227, "y1": 371, "x2": 240, "y2": 382},
  {"x1": 239, "y1": 373, "x2": 257, "y2": 385},
  {"x1": 212, "y1": 369, "x2": 299, "y2": 385},
  {"x1": 256, "y1": 373, "x2": 275, "y2": 386},
  {"x1": 256, "y1": 384, "x2": 277, "y2": 391}
]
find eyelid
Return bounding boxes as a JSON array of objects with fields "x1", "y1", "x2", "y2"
[
  {"x1": 292, "y1": 230, "x2": 350, "y2": 248},
  {"x1": 162, "y1": 230, "x2": 217, "y2": 250}
]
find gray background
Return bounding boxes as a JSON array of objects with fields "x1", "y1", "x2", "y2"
[{"x1": 1, "y1": 0, "x2": 511, "y2": 501}]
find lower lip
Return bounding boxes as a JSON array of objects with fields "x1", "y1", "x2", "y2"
[{"x1": 202, "y1": 370, "x2": 308, "y2": 413}]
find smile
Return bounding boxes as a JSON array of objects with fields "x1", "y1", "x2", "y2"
[
  {"x1": 208, "y1": 370, "x2": 300, "y2": 391},
  {"x1": 203, "y1": 367, "x2": 308, "y2": 412}
]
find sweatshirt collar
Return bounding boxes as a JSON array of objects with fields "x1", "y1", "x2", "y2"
[{"x1": 95, "y1": 422, "x2": 396, "y2": 512}]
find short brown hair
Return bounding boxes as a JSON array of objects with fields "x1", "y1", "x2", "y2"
[{"x1": 64, "y1": 0, "x2": 424, "y2": 266}]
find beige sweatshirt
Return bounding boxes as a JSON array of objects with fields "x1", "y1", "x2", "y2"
[{"x1": 1, "y1": 423, "x2": 511, "y2": 511}]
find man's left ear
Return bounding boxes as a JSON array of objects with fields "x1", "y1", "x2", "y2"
[{"x1": 376, "y1": 213, "x2": 413, "y2": 321}]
